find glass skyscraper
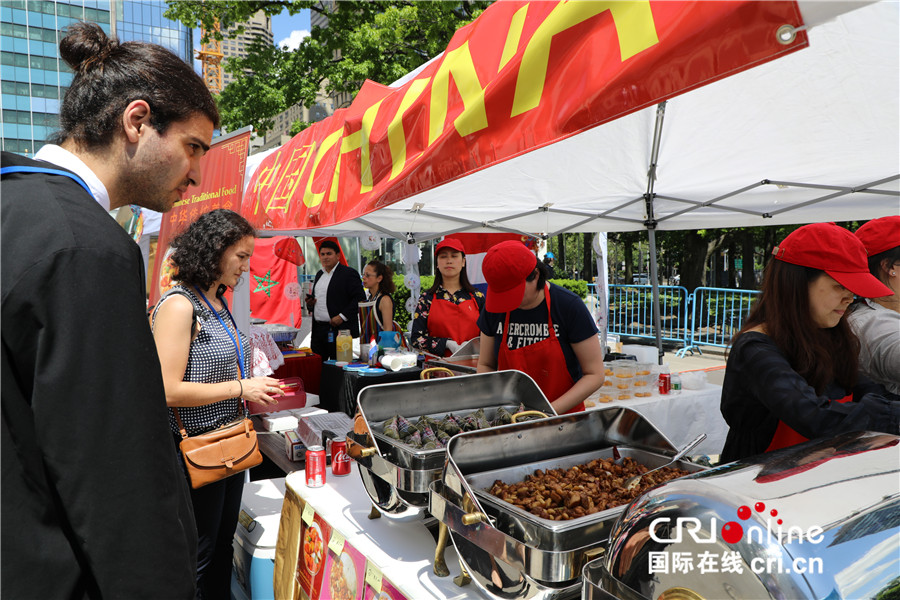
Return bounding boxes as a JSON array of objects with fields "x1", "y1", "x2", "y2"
[{"x1": 1, "y1": 0, "x2": 194, "y2": 156}]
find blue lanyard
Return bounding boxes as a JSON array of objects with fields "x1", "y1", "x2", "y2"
[
  {"x1": 1, "y1": 165, "x2": 94, "y2": 199},
  {"x1": 194, "y1": 287, "x2": 246, "y2": 379}
]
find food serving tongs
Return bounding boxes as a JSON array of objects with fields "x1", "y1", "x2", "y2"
[{"x1": 624, "y1": 433, "x2": 706, "y2": 490}]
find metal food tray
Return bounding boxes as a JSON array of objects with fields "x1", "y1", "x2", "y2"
[
  {"x1": 468, "y1": 447, "x2": 704, "y2": 547},
  {"x1": 429, "y1": 407, "x2": 708, "y2": 595},
  {"x1": 348, "y1": 370, "x2": 556, "y2": 515},
  {"x1": 261, "y1": 323, "x2": 300, "y2": 343},
  {"x1": 370, "y1": 404, "x2": 536, "y2": 470}
]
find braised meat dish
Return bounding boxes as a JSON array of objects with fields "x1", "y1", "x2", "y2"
[{"x1": 488, "y1": 457, "x2": 689, "y2": 520}]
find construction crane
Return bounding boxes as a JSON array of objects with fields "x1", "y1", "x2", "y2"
[{"x1": 196, "y1": 21, "x2": 223, "y2": 94}]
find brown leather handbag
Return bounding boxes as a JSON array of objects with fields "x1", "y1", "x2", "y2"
[{"x1": 174, "y1": 410, "x2": 263, "y2": 489}]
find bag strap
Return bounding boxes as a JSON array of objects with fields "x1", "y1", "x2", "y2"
[
  {"x1": 173, "y1": 408, "x2": 190, "y2": 440},
  {"x1": 1, "y1": 164, "x2": 93, "y2": 198}
]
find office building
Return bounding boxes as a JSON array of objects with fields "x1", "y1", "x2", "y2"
[{"x1": 220, "y1": 10, "x2": 272, "y2": 87}]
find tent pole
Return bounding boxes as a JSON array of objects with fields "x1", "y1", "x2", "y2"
[{"x1": 645, "y1": 101, "x2": 667, "y2": 365}]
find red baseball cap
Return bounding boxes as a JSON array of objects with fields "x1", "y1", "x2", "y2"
[
  {"x1": 772, "y1": 223, "x2": 892, "y2": 298},
  {"x1": 482, "y1": 240, "x2": 538, "y2": 312},
  {"x1": 434, "y1": 238, "x2": 466, "y2": 256},
  {"x1": 855, "y1": 215, "x2": 900, "y2": 257}
]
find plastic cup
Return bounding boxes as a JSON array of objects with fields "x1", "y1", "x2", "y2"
[
  {"x1": 613, "y1": 362, "x2": 636, "y2": 380},
  {"x1": 635, "y1": 362, "x2": 653, "y2": 377},
  {"x1": 633, "y1": 373, "x2": 654, "y2": 397},
  {"x1": 614, "y1": 376, "x2": 633, "y2": 400}
]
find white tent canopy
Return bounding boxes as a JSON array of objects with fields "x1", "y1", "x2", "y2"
[{"x1": 245, "y1": 1, "x2": 898, "y2": 241}]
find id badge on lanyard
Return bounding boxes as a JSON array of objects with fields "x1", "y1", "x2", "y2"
[{"x1": 328, "y1": 330, "x2": 334, "y2": 343}]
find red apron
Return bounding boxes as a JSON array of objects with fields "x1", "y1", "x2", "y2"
[
  {"x1": 428, "y1": 295, "x2": 481, "y2": 355},
  {"x1": 765, "y1": 393, "x2": 854, "y2": 452},
  {"x1": 498, "y1": 286, "x2": 583, "y2": 413}
]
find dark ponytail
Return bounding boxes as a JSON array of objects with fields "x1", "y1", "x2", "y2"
[{"x1": 51, "y1": 22, "x2": 219, "y2": 150}]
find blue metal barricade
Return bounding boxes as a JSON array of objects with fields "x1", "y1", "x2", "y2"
[
  {"x1": 678, "y1": 287, "x2": 760, "y2": 357},
  {"x1": 605, "y1": 284, "x2": 691, "y2": 349}
]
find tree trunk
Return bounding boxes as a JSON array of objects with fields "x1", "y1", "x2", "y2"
[
  {"x1": 583, "y1": 233, "x2": 593, "y2": 282},
  {"x1": 680, "y1": 231, "x2": 707, "y2": 292},
  {"x1": 739, "y1": 230, "x2": 757, "y2": 289},
  {"x1": 557, "y1": 234, "x2": 567, "y2": 276},
  {"x1": 726, "y1": 240, "x2": 738, "y2": 288},
  {"x1": 762, "y1": 228, "x2": 778, "y2": 271},
  {"x1": 623, "y1": 233, "x2": 635, "y2": 284}
]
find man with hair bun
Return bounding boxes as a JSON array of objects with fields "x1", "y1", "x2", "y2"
[{"x1": 2, "y1": 22, "x2": 218, "y2": 598}]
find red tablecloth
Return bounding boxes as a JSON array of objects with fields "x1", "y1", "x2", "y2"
[{"x1": 273, "y1": 353, "x2": 322, "y2": 394}]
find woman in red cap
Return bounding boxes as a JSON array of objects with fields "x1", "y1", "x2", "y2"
[
  {"x1": 848, "y1": 216, "x2": 900, "y2": 394},
  {"x1": 476, "y1": 240, "x2": 605, "y2": 414},
  {"x1": 720, "y1": 223, "x2": 899, "y2": 463},
  {"x1": 410, "y1": 238, "x2": 485, "y2": 356}
]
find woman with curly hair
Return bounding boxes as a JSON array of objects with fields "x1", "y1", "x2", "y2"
[
  {"x1": 151, "y1": 209, "x2": 282, "y2": 599},
  {"x1": 720, "y1": 223, "x2": 899, "y2": 463}
]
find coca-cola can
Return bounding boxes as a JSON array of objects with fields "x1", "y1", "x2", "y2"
[
  {"x1": 305, "y1": 445, "x2": 326, "y2": 488},
  {"x1": 330, "y1": 439, "x2": 351, "y2": 477},
  {"x1": 658, "y1": 373, "x2": 671, "y2": 395}
]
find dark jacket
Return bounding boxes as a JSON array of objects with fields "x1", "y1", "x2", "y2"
[
  {"x1": 1, "y1": 152, "x2": 197, "y2": 599},
  {"x1": 311, "y1": 263, "x2": 366, "y2": 337},
  {"x1": 720, "y1": 331, "x2": 900, "y2": 463}
]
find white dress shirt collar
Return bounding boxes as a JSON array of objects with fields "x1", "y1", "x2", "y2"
[{"x1": 33, "y1": 144, "x2": 111, "y2": 211}]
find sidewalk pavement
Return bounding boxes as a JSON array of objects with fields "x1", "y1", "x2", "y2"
[{"x1": 663, "y1": 349, "x2": 726, "y2": 385}]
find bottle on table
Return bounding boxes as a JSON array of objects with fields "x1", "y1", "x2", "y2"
[
  {"x1": 670, "y1": 373, "x2": 682, "y2": 395},
  {"x1": 336, "y1": 329, "x2": 353, "y2": 362}
]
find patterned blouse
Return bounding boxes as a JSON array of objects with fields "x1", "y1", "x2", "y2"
[
  {"x1": 153, "y1": 286, "x2": 250, "y2": 436},
  {"x1": 410, "y1": 286, "x2": 485, "y2": 355}
]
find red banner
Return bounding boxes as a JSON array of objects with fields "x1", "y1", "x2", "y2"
[
  {"x1": 150, "y1": 130, "x2": 252, "y2": 306},
  {"x1": 242, "y1": 1, "x2": 806, "y2": 231}
]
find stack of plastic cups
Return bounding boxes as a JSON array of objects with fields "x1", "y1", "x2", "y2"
[
  {"x1": 633, "y1": 363, "x2": 654, "y2": 397},
  {"x1": 613, "y1": 361, "x2": 635, "y2": 401},
  {"x1": 598, "y1": 361, "x2": 616, "y2": 403}
]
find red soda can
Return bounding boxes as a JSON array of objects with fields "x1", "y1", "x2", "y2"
[
  {"x1": 330, "y1": 439, "x2": 351, "y2": 476},
  {"x1": 305, "y1": 445, "x2": 326, "y2": 488},
  {"x1": 659, "y1": 373, "x2": 671, "y2": 395}
]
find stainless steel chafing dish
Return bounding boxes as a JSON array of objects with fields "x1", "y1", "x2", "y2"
[
  {"x1": 431, "y1": 407, "x2": 708, "y2": 600},
  {"x1": 583, "y1": 430, "x2": 900, "y2": 600},
  {"x1": 423, "y1": 337, "x2": 481, "y2": 375},
  {"x1": 346, "y1": 371, "x2": 555, "y2": 519}
]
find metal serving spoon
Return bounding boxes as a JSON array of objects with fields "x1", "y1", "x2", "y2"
[{"x1": 624, "y1": 433, "x2": 707, "y2": 490}]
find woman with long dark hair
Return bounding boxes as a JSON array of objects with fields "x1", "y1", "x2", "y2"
[
  {"x1": 720, "y1": 223, "x2": 899, "y2": 463},
  {"x1": 411, "y1": 238, "x2": 485, "y2": 356},
  {"x1": 152, "y1": 209, "x2": 282, "y2": 599},
  {"x1": 363, "y1": 260, "x2": 396, "y2": 333}
]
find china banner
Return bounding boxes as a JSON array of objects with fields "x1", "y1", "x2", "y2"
[
  {"x1": 150, "y1": 129, "x2": 252, "y2": 306},
  {"x1": 242, "y1": 1, "x2": 807, "y2": 231}
]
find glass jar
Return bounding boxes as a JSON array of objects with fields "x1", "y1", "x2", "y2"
[{"x1": 336, "y1": 329, "x2": 353, "y2": 362}]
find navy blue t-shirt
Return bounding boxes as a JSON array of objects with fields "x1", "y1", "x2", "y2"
[{"x1": 477, "y1": 283, "x2": 598, "y2": 383}]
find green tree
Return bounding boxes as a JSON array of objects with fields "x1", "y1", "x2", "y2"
[{"x1": 165, "y1": 1, "x2": 491, "y2": 133}]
